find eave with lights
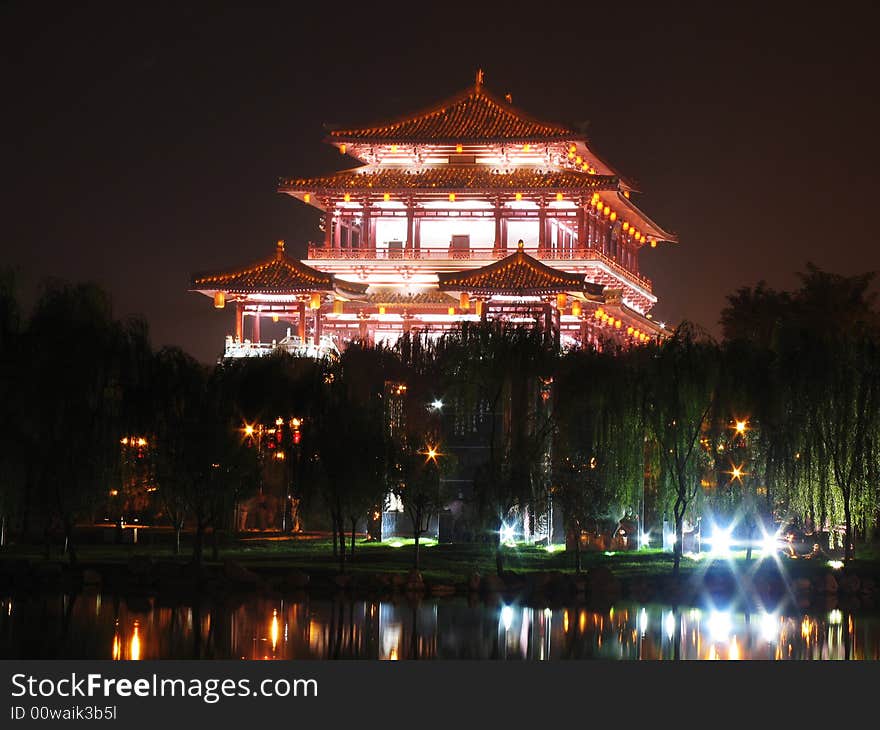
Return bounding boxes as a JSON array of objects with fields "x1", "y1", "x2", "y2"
[{"x1": 193, "y1": 71, "x2": 675, "y2": 357}]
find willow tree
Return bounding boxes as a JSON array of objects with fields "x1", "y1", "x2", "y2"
[
  {"x1": 644, "y1": 323, "x2": 720, "y2": 577},
  {"x1": 554, "y1": 344, "x2": 646, "y2": 571}
]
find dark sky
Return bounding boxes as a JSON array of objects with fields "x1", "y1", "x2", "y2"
[{"x1": 3, "y1": 1, "x2": 879, "y2": 363}]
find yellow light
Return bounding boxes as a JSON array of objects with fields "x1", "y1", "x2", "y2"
[
  {"x1": 569, "y1": 144, "x2": 577, "y2": 153},
  {"x1": 523, "y1": 143, "x2": 531, "y2": 152},
  {"x1": 609, "y1": 212, "x2": 617, "y2": 222},
  {"x1": 270, "y1": 609, "x2": 279, "y2": 652},
  {"x1": 275, "y1": 417, "x2": 284, "y2": 426},
  {"x1": 244, "y1": 424, "x2": 255, "y2": 437},
  {"x1": 213, "y1": 291, "x2": 226, "y2": 309},
  {"x1": 309, "y1": 293, "x2": 321, "y2": 309},
  {"x1": 627, "y1": 326, "x2": 633, "y2": 335},
  {"x1": 137, "y1": 437, "x2": 146, "y2": 447},
  {"x1": 576, "y1": 156, "x2": 582, "y2": 165},
  {"x1": 581, "y1": 163, "x2": 588, "y2": 171},
  {"x1": 448, "y1": 193, "x2": 456, "y2": 202},
  {"x1": 343, "y1": 193, "x2": 351, "y2": 203},
  {"x1": 622, "y1": 222, "x2": 629, "y2": 232},
  {"x1": 303, "y1": 193, "x2": 311, "y2": 203},
  {"x1": 556, "y1": 192, "x2": 563, "y2": 201},
  {"x1": 333, "y1": 299, "x2": 344, "y2": 314},
  {"x1": 515, "y1": 192, "x2": 522, "y2": 201},
  {"x1": 640, "y1": 234, "x2": 646, "y2": 243},
  {"x1": 589, "y1": 167, "x2": 596, "y2": 174},
  {"x1": 630, "y1": 228, "x2": 638, "y2": 239},
  {"x1": 567, "y1": 151, "x2": 574, "y2": 159},
  {"x1": 456, "y1": 143, "x2": 463, "y2": 153},
  {"x1": 448, "y1": 306, "x2": 456, "y2": 316},
  {"x1": 275, "y1": 451, "x2": 285, "y2": 461},
  {"x1": 556, "y1": 293, "x2": 567, "y2": 310},
  {"x1": 735, "y1": 420, "x2": 747, "y2": 434},
  {"x1": 591, "y1": 192, "x2": 600, "y2": 203},
  {"x1": 339, "y1": 144, "x2": 346, "y2": 154},
  {"x1": 120, "y1": 437, "x2": 128, "y2": 445},
  {"x1": 729, "y1": 637, "x2": 740, "y2": 660},
  {"x1": 650, "y1": 240, "x2": 657, "y2": 248},
  {"x1": 390, "y1": 144, "x2": 398, "y2": 152},
  {"x1": 572, "y1": 300, "x2": 582, "y2": 317},
  {"x1": 459, "y1": 292, "x2": 470, "y2": 309},
  {"x1": 272, "y1": 314, "x2": 279, "y2": 323},
  {"x1": 109, "y1": 489, "x2": 118, "y2": 497},
  {"x1": 130, "y1": 622, "x2": 141, "y2": 661},
  {"x1": 614, "y1": 319, "x2": 622, "y2": 329},
  {"x1": 383, "y1": 192, "x2": 391, "y2": 202},
  {"x1": 603, "y1": 205, "x2": 611, "y2": 216},
  {"x1": 594, "y1": 308, "x2": 604, "y2": 319},
  {"x1": 475, "y1": 299, "x2": 484, "y2": 317},
  {"x1": 291, "y1": 418, "x2": 301, "y2": 428},
  {"x1": 379, "y1": 306, "x2": 386, "y2": 315}
]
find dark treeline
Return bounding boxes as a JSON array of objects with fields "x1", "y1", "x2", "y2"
[{"x1": 0, "y1": 264, "x2": 878, "y2": 575}]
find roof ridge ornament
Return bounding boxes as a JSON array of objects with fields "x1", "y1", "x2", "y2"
[
  {"x1": 276, "y1": 239, "x2": 285, "y2": 260},
  {"x1": 475, "y1": 68, "x2": 484, "y2": 91}
]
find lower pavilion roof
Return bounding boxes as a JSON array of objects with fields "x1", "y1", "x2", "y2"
[
  {"x1": 438, "y1": 246, "x2": 605, "y2": 297},
  {"x1": 279, "y1": 165, "x2": 618, "y2": 197},
  {"x1": 191, "y1": 241, "x2": 367, "y2": 297},
  {"x1": 363, "y1": 287, "x2": 456, "y2": 307}
]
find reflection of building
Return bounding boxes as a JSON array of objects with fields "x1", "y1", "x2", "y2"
[{"x1": 191, "y1": 72, "x2": 674, "y2": 357}]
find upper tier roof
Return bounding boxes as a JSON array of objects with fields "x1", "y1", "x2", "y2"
[
  {"x1": 191, "y1": 241, "x2": 367, "y2": 296},
  {"x1": 437, "y1": 245, "x2": 605, "y2": 297},
  {"x1": 279, "y1": 166, "x2": 617, "y2": 196},
  {"x1": 327, "y1": 79, "x2": 579, "y2": 144}
]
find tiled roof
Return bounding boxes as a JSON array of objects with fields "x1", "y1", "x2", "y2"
[
  {"x1": 437, "y1": 248, "x2": 605, "y2": 296},
  {"x1": 191, "y1": 247, "x2": 367, "y2": 296},
  {"x1": 279, "y1": 166, "x2": 617, "y2": 195},
  {"x1": 363, "y1": 288, "x2": 456, "y2": 307},
  {"x1": 327, "y1": 84, "x2": 577, "y2": 144}
]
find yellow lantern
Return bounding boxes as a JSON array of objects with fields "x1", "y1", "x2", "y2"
[
  {"x1": 591, "y1": 192, "x2": 600, "y2": 204},
  {"x1": 272, "y1": 314, "x2": 279, "y2": 323},
  {"x1": 340, "y1": 144, "x2": 346, "y2": 154},
  {"x1": 523, "y1": 143, "x2": 531, "y2": 152},
  {"x1": 568, "y1": 150, "x2": 575, "y2": 159},
  {"x1": 343, "y1": 193, "x2": 351, "y2": 203},
  {"x1": 572, "y1": 300, "x2": 582, "y2": 317},
  {"x1": 615, "y1": 319, "x2": 622, "y2": 329},
  {"x1": 448, "y1": 306, "x2": 456, "y2": 316},
  {"x1": 303, "y1": 193, "x2": 311, "y2": 203},
  {"x1": 379, "y1": 306, "x2": 386, "y2": 315},
  {"x1": 556, "y1": 293, "x2": 567, "y2": 310},
  {"x1": 309, "y1": 293, "x2": 321, "y2": 310},
  {"x1": 213, "y1": 291, "x2": 226, "y2": 309},
  {"x1": 456, "y1": 143, "x2": 463, "y2": 153},
  {"x1": 640, "y1": 234, "x2": 647, "y2": 244},
  {"x1": 333, "y1": 300, "x2": 344, "y2": 314},
  {"x1": 390, "y1": 144, "x2": 398, "y2": 152},
  {"x1": 576, "y1": 156, "x2": 582, "y2": 165},
  {"x1": 515, "y1": 192, "x2": 523, "y2": 201},
  {"x1": 475, "y1": 299, "x2": 484, "y2": 317},
  {"x1": 459, "y1": 292, "x2": 470, "y2": 309},
  {"x1": 603, "y1": 205, "x2": 611, "y2": 216},
  {"x1": 383, "y1": 192, "x2": 391, "y2": 202},
  {"x1": 448, "y1": 193, "x2": 456, "y2": 202},
  {"x1": 556, "y1": 192, "x2": 563, "y2": 201},
  {"x1": 624, "y1": 191, "x2": 630, "y2": 198},
  {"x1": 650, "y1": 239, "x2": 657, "y2": 248},
  {"x1": 594, "y1": 308, "x2": 604, "y2": 319},
  {"x1": 626, "y1": 326, "x2": 633, "y2": 335},
  {"x1": 609, "y1": 212, "x2": 617, "y2": 222},
  {"x1": 569, "y1": 144, "x2": 577, "y2": 153},
  {"x1": 623, "y1": 222, "x2": 629, "y2": 232}
]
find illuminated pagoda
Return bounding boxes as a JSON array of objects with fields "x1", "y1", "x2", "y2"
[{"x1": 193, "y1": 71, "x2": 675, "y2": 357}]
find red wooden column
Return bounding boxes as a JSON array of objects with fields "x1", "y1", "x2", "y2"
[
  {"x1": 362, "y1": 198, "x2": 371, "y2": 250},
  {"x1": 333, "y1": 210, "x2": 342, "y2": 250},
  {"x1": 253, "y1": 310, "x2": 261, "y2": 343},
  {"x1": 313, "y1": 306, "x2": 322, "y2": 346},
  {"x1": 538, "y1": 198, "x2": 547, "y2": 253},
  {"x1": 414, "y1": 214, "x2": 421, "y2": 253},
  {"x1": 323, "y1": 203, "x2": 333, "y2": 250},
  {"x1": 405, "y1": 199, "x2": 414, "y2": 252},
  {"x1": 576, "y1": 203, "x2": 586, "y2": 253},
  {"x1": 297, "y1": 302, "x2": 306, "y2": 342},
  {"x1": 235, "y1": 302, "x2": 243, "y2": 341},
  {"x1": 494, "y1": 198, "x2": 502, "y2": 254}
]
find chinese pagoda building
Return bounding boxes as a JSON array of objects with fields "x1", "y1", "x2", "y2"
[{"x1": 192, "y1": 72, "x2": 675, "y2": 357}]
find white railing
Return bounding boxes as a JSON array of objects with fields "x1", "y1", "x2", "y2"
[{"x1": 223, "y1": 334, "x2": 339, "y2": 360}]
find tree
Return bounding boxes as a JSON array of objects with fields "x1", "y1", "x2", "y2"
[{"x1": 645, "y1": 323, "x2": 720, "y2": 578}]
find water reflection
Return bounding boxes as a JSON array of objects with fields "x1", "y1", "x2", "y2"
[{"x1": 0, "y1": 594, "x2": 877, "y2": 660}]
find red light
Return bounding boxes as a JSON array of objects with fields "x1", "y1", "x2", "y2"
[{"x1": 293, "y1": 432, "x2": 301, "y2": 445}]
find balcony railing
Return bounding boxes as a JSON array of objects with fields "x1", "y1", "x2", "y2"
[
  {"x1": 223, "y1": 335, "x2": 339, "y2": 360},
  {"x1": 305, "y1": 244, "x2": 653, "y2": 293}
]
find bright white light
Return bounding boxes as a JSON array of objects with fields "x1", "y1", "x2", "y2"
[
  {"x1": 430, "y1": 399, "x2": 444, "y2": 411},
  {"x1": 829, "y1": 609, "x2": 843, "y2": 625},
  {"x1": 501, "y1": 605, "x2": 513, "y2": 631},
  {"x1": 664, "y1": 611, "x2": 676, "y2": 640},
  {"x1": 708, "y1": 526, "x2": 732, "y2": 556},
  {"x1": 603, "y1": 551, "x2": 616, "y2": 557},
  {"x1": 639, "y1": 608, "x2": 648, "y2": 636},
  {"x1": 760, "y1": 612, "x2": 778, "y2": 643},
  {"x1": 827, "y1": 560, "x2": 844, "y2": 570},
  {"x1": 708, "y1": 611, "x2": 732, "y2": 642},
  {"x1": 544, "y1": 544, "x2": 564, "y2": 554},
  {"x1": 389, "y1": 540, "x2": 403, "y2": 548},
  {"x1": 499, "y1": 523, "x2": 515, "y2": 547},
  {"x1": 639, "y1": 531, "x2": 651, "y2": 549}
]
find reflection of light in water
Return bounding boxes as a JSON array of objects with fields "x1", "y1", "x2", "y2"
[
  {"x1": 563, "y1": 610, "x2": 569, "y2": 633},
  {"x1": 639, "y1": 608, "x2": 648, "y2": 636},
  {"x1": 381, "y1": 623, "x2": 401, "y2": 660},
  {"x1": 801, "y1": 617, "x2": 813, "y2": 640},
  {"x1": 708, "y1": 611, "x2": 731, "y2": 642},
  {"x1": 829, "y1": 609, "x2": 842, "y2": 625},
  {"x1": 729, "y1": 636, "x2": 740, "y2": 660},
  {"x1": 389, "y1": 648, "x2": 398, "y2": 661},
  {"x1": 270, "y1": 609, "x2": 279, "y2": 653},
  {"x1": 579, "y1": 610, "x2": 587, "y2": 634},
  {"x1": 520, "y1": 609, "x2": 530, "y2": 658},
  {"x1": 501, "y1": 605, "x2": 513, "y2": 632},
  {"x1": 664, "y1": 611, "x2": 675, "y2": 640},
  {"x1": 112, "y1": 620, "x2": 121, "y2": 661},
  {"x1": 708, "y1": 644, "x2": 718, "y2": 660},
  {"x1": 761, "y1": 612, "x2": 778, "y2": 643},
  {"x1": 130, "y1": 622, "x2": 141, "y2": 661}
]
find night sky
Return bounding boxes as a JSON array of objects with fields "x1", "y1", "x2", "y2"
[{"x1": 3, "y1": 2, "x2": 879, "y2": 363}]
